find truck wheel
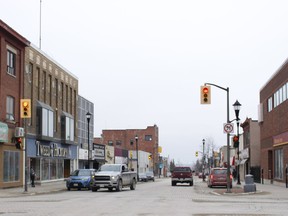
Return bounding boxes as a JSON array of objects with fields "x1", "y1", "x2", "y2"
[
  {"x1": 130, "y1": 179, "x2": 136, "y2": 190},
  {"x1": 190, "y1": 181, "x2": 193, "y2": 186},
  {"x1": 171, "y1": 181, "x2": 176, "y2": 186},
  {"x1": 91, "y1": 187, "x2": 98, "y2": 192},
  {"x1": 116, "y1": 179, "x2": 122, "y2": 192}
]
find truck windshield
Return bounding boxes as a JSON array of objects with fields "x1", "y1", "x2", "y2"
[{"x1": 99, "y1": 165, "x2": 121, "y2": 172}]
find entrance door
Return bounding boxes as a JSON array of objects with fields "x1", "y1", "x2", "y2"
[{"x1": 64, "y1": 159, "x2": 71, "y2": 178}]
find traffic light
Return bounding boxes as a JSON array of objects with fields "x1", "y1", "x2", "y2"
[
  {"x1": 20, "y1": 99, "x2": 31, "y2": 118},
  {"x1": 148, "y1": 154, "x2": 152, "y2": 160},
  {"x1": 233, "y1": 135, "x2": 239, "y2": 148},
  {"x1": 15, "y1": 137, "x2": 23, "y2": 149},
  {"x1": 200, "y1": 86, "x2": 211, "y2": 104},
  {"x1": 195, "y1": 151, "x2": 198, "y2": 157}
]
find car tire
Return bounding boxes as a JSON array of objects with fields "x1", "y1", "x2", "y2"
[
  {"x1": 91, "y1": 187, "x2": 98, "y2": 192},
  {"x1": 130, "y1": 179, "x2": 136, "y2": 190},
  {"x1": 190, "y1": 181, "x2": 193, "y2": 186},
  {"x1": 116, "y1": 179, "x2": 122, "y2": 192},
  {"x1": 108, "y1": 188, "x2": 113, "y2": 192}
]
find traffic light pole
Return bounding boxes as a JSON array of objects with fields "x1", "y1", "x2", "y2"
[
  {"x1": 205, "y1": 83, "x2": 231, "y2": 193},
  {"x1": 24, "y1": 118, "x2": 28, "y2": 192}
]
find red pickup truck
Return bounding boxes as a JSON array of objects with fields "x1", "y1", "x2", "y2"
[{"x1": 171, "y1": 167, "x2": 193, "y2": 186}]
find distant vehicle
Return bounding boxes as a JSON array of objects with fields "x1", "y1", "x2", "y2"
[
  {"x1": 146, "y1": 171, "x2": 155, "y2": 182},
  {"x1": 90, "y1": 164, "x2": 137, "y2": 192},
  {"x1": 171, "y1": 167, "x2": 193, "y2": 186},
  {"x1": 139, "y1": 173, "x2": 148, "y2": 182},
  {"x1": 207, "y1": 168, "x2": 233, "y2": 188},
  {"x1": 66, "y1": 169, "x2": 96, "y2": 191}
]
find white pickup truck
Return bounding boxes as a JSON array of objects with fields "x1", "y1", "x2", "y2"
[{"x1": 91, "y1": 164, "x2": 137, "y2": 192}]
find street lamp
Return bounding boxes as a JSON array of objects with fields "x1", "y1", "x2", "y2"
[
  {"x1": 202, "y1": 139, "x2": 205, "y2": 182},
  {"x1": 86, "y1": 111, "x2": 92, "y2": 169},
  {"x1": 233, "y1": 100, "x2": 241, "y2": 185},
  {"x1": 135, "y1": 135, "x2": 139, "y2": 181}
]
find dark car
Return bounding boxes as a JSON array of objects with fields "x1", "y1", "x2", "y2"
[
  {"x1": 139, "y1": 173, "x2": 148, "y2": 182},
  {"x1": 146, "y1": 171, "x2": 155, "y2": 181},
  {"x1": 207, "y1": 168, "x2": 232, "y2": 188},
  {"x1": 66, "y1": 169, "x2": 96, "y2": 191}
]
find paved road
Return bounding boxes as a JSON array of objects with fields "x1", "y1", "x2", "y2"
[{"x1": 1, "y1": 177, "x2": 287, "y2": 215}]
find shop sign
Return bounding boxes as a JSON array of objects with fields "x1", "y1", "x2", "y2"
[
  {"x1": 273, "y1": 131, "x2": 288, "y2": 146},
  {"x1": 0, "y1": 122, "x2": 8, "y2": 143},
  {"x1": 36, "y1": 141, "x2": 69, "y2": 157},
  {"x1": 93, "y1": 144, "x2": 105, "y2": 160}
]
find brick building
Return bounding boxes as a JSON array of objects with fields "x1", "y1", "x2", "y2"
[
  {"x1": 24, "y1": 45, "x2": 79, "y2": 183},
  {"x1": 259, "y1": 58, "x2": 288, "y2": 185},
  {"x1": 0, "y1": 20, "x2": 30, "y2": 188},
  {"x1": 96, "y1": 125, "x2": 159, "y2": 174}
]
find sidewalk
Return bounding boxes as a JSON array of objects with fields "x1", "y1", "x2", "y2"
[{"x1": 0, "y1": 180, "x2": 66, "y2": 198}]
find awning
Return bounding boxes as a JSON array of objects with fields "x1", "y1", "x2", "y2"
[
  {"x1": 94, "y1": 159, "x2": 107, "y2": 163},
  {"x1": 0, "y1": 122, "x2": 8, "y2": 143},
  {"x1": 240, "y1": 159, "x2": 248, "y2": 165}
]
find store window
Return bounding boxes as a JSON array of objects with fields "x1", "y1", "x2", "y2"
[
  {"x1": 42, "y1": 108, "x2": 54, "y2": 137},
  {"x1": 3, "y1": 151, "x2": 20, "y2": 182},
  {"x1": 65, "y1": 116, "x2": 74, "y2": 141}
]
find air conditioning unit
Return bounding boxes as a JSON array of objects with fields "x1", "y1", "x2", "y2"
[{"x1": 15, "y1": 127, "x2": 24, "y2": 137}]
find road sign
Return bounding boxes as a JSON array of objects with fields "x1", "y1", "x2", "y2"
[{"x1": 223, "y1": 123, "x2": 234, "y2": 134}]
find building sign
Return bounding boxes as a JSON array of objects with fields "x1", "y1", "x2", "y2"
[
  {"x1": 0, "y1": 122, "x2": 8, "y2": 143},
  {"x1": 273, "y1": 131, "x2": 288, "y2": 146},
  {"x1": 93, "y1": 144, "x2": 105, "y2": 160},
  {"x1": 36, "y1": 141, "x2": 69, "y2": 157}
]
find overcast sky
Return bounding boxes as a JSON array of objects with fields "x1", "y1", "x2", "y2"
[{"x1": 2, "y1": 0, "x2": 288, "y2": 164}]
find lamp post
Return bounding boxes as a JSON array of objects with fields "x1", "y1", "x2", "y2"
[
  {"x1": 233, "y1": 100, "x2": 241, "y2": 185},
  {"x1": 86, "y1": 112, "x2": 92, "y2": 169},
  {"x1": 202, "y1": 139, "x2": 205, "y2": 182},
  {"x1": 135, "y1": 135, "x2": 139, "y2": 181}
]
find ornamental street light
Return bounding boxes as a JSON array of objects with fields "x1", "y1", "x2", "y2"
[
  {"x1": 135, "y1": 135, "x2": 139, "y2": 181},
  {"x1": 86, "y1": 111, "x2": 92, "y2": 169},
  {"x1": 233, "y1": 100, "x2": 241, "y2": 185}
]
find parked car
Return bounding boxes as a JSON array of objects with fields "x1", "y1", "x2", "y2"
[
  {"x1": 146, "y1": 171, "x2": 155, "y2": 181},
  {"x1": 66, "y1": 169, "x2": 96, "y2": 191},
  {"x1": 139, "y1": 173, "x2": 148, "y2": 182},
  {"x1": 171, "y1": 166, "x2": 193, "y2": 186},
  {"x1": 207, "y1": 168, "x2": 232, "y2": 188}
]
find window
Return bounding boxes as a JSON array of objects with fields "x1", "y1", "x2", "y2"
[
  {"x1": 108, "y1": 141, "x2": 113, "y2": 146},
  {"x1": 116, "y1": 140, "x2": 122, "y2": 145},
  {"x1": 267, "y1": 97, "x2": 273, "y2": 112},
  {"x1": 65, "y1": 116, "x2": 74, "y2": 141},
  {"x1": 41, "y1": 108, "x2": 54, "y2": 137},
  {"x1": 274, "y1": 149, "x2": 283, "y2": 179},
  {"x1": 7, "y1": 49, "x2": 16, "y2": 76},
  {"x1": 145, "y1": 135, "x2": 152, "y2": 141},
  {"x1": 3, "y1": 151, "x2": 20, "y2": 182},
  {"x1": 6, "y1": 96, "x2": 15, "y2": 121}
]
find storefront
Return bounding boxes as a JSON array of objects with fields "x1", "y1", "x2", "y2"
[
  {"x1": 0, "y1": 122, "x2": 23, "y2": 188},
  {"x1": 26, "y1": 138, "x2": 77, "y2": 183}
]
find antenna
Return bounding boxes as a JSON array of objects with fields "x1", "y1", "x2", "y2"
[{"x1": 39, "y1": 0, "x2": 42, "y2": 49}]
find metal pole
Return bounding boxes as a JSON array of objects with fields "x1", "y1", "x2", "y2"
[
  {"x1": 205, "y1": 83, "x2": 231, "y2": 192},
  {"x1": 24, "y1": 118, "x2": 28, "y2": 192},
  {"x1": 202, "y1": 139, "x2": 205, "y2": 181},
  {"x1": 136, "y1": 136, "x2": 139, "y2": 181},
  {"x1": 237, "y1": 121, "x2": 241, "y2": 185},
  {"x1": 87, "y1": 120, "x2": 90, "y2": 169},
  {"x1": 226, "y1": 87, "x2": 231, "y2": 192}
]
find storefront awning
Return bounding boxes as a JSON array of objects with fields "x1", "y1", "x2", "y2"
[
  {"x1": 94, "y1": 159, "x2": 107, "y2": 163},
  {"x1": 0, "y1": 122, "x2": 8, "y2": 143}
]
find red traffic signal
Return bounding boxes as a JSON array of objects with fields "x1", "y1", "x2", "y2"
[
  {"x1": 233, "y1": 135, "x2": 239, "y2": 148},
  {"x1": 200, "y1": 86, "x2": 211, "y2": 104},
  {"x1": 15, "y1": 137, "x2": 23, "y2": 149},
  {"x1": 148, "y1": 154, "x2": 152, "y2": 160}
]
